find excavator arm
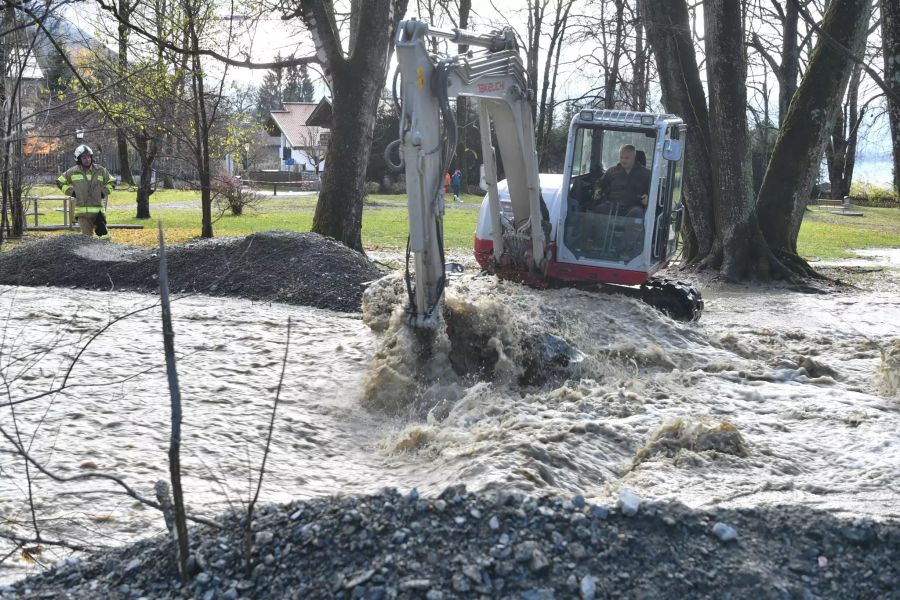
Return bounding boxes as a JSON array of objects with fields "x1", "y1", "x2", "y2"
[{"x1": 394, "y1": 19, "x2": 545, "y2": 329}]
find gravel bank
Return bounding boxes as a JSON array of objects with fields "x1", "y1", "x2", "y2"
[
  {"x1": 0, "y1": 232, "x2": 384, "y2": 312},
  {"x1": 2, "y1": 488, "x2": 897, "y2": 599}
]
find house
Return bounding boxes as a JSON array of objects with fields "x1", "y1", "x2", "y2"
[{"x1": 265, "y1": 98, "x2": 332, "y2": 173}]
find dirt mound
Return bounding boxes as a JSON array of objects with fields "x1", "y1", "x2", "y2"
[
  {"x1": 3, "y1": 489, "x2": 897, "y2": 599},
  {"x1": 0, "y1": 232, "x2": 383, "y2": 312}
]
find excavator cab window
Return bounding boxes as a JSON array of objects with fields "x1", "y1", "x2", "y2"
[{"x1": 564, "y1": 126, "x2": 656, "y2": 263}]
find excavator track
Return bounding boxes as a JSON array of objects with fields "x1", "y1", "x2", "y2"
[{"x1": 637, "y1": 277, "x2": 704, "y2": 321}]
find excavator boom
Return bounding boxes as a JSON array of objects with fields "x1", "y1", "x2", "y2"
[{"x1": 395, "y1": 19, "x2": 545, "y2": 328}]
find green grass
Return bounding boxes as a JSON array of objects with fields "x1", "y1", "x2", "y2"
[
  {"x1": 797, "y1": 205, "x2": 900, "y2": 260},
  {"x1": 16, "y1": 188, "x2": 483, "y2": 250},
  {"x1": 16, "y1": 187, "x2": 899, "y2": 260}
]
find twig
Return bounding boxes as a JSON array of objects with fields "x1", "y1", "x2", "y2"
[
  {"x1": 0, "y1": 529, "x2": 93, "y2": 553},
  {"x1": 243, "y1": 317, "x2": 291, "y2": 574},
  {"x1": 157, "y1": 221, "x2": 191, "y2": 583},
  {"x1": 0, "y1": 422, "x2": 217, "y2": 528}
]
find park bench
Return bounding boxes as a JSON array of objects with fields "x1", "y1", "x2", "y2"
[
  {"x1": 813, "y1": 197, "x2": 863, "y2": 216},
  {"x1": 240, "y1": 179, "x2": 317, "y2": 195},
  {"x1": 813, "y1": 198, "x2": 845, "y2": 207}
]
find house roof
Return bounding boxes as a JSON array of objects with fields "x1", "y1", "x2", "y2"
[
  {"x1": 306, "y1": 97, "x2": 333, "y2": 128},
  {"x1": 268, "y1": 102, "x2": 324, "y2": 148}
]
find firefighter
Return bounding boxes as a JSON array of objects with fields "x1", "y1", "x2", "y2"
[{"x1": 57, "y1": 145, "x2": 114, "y2": 239}]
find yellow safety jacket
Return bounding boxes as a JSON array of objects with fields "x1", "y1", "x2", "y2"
[{"x1": 56, "y1": 164, "x2": 114, "y2": 213}]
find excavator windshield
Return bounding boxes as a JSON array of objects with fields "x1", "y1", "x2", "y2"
[{"x1": 564, "y1": 126, "x2": 657, "y2": 263}]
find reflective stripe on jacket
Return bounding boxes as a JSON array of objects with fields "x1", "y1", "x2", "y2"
[{"x1": 56, "y1": 164, "x2": 114, "y2": 208}]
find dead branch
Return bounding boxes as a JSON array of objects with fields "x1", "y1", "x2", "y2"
[{"x1": 157, "y1": 220, "x2": 191, "y2": 583}]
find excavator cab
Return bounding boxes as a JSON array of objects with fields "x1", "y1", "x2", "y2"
[{"x1": 547, "y1": 110, "x2": 687, "y2": 286}]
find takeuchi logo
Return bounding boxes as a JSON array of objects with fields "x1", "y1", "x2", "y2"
[{"x1": 477, "y1": 81, "x2": 505, "y2": 94}]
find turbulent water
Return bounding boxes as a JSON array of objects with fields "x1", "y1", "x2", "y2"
[{"x1": 2, "y1": 253, "x2": 899, "y2": 582}]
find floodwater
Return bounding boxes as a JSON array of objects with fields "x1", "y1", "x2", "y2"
[{"x1": 1, "y1": 251, "x2": 899, "y2": 582}]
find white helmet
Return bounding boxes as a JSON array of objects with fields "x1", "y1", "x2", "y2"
[{"x1": 74, "y1": 144, "x2": 93, "y2": 160}]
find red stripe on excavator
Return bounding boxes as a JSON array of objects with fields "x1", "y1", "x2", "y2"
[
  {"x1": 544, "y1": 261, "x2": 649, "y2": 285},
  {"x1": 475, "y1": 236, "x2": 651, "y2": 286}
]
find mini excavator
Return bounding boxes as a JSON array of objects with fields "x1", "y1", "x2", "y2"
[{"x1": 391, "y1": 19, "x2": 703, "y2": 333}]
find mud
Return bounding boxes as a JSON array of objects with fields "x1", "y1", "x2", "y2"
[{"x1": 0, "y1": 231, "x2": 383, "y2": 312}]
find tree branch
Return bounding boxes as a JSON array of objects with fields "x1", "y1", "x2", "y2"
[
  {"x1": 92, "y1": 0, "x2": 320, "y2": 70},
  {"x1": 792, "y1": 0, "x2": 899, "y2": 104}
]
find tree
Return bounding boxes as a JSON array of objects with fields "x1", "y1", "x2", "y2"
[
  {"x1": 256, "y1": 54, "x2": 317, "y2": 122},
  {"x1": 825, "y1": 63, "x2": 865, "y2": 199},
  {"x1": 455, "y1": 0, "x2": 471, "y2": 188},
  {"x1": 644, "y1": 0, "x2": 873, "y2": 280},
  {"x1": 114, "y1": 0, "x2": 137, "y2": 185},
  {"x1": 534, "y1": 0, "x2": 573, "y2": 169},
  {"x1": 297, "y1": 0, "x2": 408, "y2": 251},
  {"x1": 882, "y1": 0, "x2": 900, "y2": 194},
  {"x1": 0, "y1": 1, "x2": 44, "y2": 240},
  {"x1": 642, "y1": 0, "x2": 717, "y2": 264},
  {"x1": 756, "y1": 0, "x2": 874, "y2": 255}
]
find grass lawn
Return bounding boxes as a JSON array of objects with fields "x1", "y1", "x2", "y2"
[
  {"x1": 11, "y1": 187, "x2": 900, "y2": 260},
  {"x1": 15, "y1": 187, "x2": 484, "y2": 250},
  {"x1": 798, "y1": 205, "x2": 900, "y2": 260}
]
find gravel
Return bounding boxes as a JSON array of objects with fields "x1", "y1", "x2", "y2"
[
  {"x1": 3, "y1": 487, "x2": 897, "y2": 599},
  {"x1": 0, "y1": 232, "x2": 384, "y2": 313}
]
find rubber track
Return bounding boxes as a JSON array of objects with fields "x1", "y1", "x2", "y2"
[{"x1": 638, "y1": 277, "x2": 704, "y2": 322}]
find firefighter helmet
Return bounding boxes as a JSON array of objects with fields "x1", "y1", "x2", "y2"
[{"x1": 74, "y1": 144, "x2": 93, "y2": 160}]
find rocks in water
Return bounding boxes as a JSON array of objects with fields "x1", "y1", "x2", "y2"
[
  {"x1": 633, "y1": 418, "x2": 750, "y2": 466},
  {"x1": 712, "y1": 522, "x2": 738, "y2": 542},
  {"x1": 876, "y1": 338, "x2": 900, "y2": 396},
  {"x1": 617, "y1": 490, "x2": 641, "y2": 516}
]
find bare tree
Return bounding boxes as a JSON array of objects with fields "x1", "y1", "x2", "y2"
[{"x1": 757, "y1": 0, "x2": 875, "y2": 256}]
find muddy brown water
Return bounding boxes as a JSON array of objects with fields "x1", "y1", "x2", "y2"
[{"x1": 1, "y1": 251, "x2": 898, "y2": 582}]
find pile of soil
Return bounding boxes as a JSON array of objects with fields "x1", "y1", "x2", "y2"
[
  {"x1": 2, "y1": 488, "x2": 896, "y2": 599},
  {"x1": 0, "y1": 232, "x2": 384, "y2": 312}
]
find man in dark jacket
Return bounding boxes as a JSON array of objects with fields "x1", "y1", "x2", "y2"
[
  {"x1": 594, "y1": 144, "x2": 650, "y2": 214},
  {"x1": 592, "y1": 144, "x2": 651, "y2": 258}
]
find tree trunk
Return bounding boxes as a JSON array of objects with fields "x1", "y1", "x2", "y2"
[
  {"x1": 525, "y1": 0, "x2": 545, "y2": 124},
  {"x1": 757, "y1": 0, "x2": 873, "y2": 254},
  {"x1": 312, "y1": 66, "x2": 380, "y2": 250},
  {"x1": 778, "y1": 0, "x2": 799, "y2": 125},
  {"x1": 603, "y1": 0, "x2": 625, "y2": 109},
  {"x1": 135, "y1": 134, "x2": 156, "y2": 218},
  {"x1": 536, "y1": 1, "x2": 571, "y2": 166},
  {"x1": 185, "y1": 6, "x2": 213, "y2": 239},
  {"x1": 643, "y1": 0, "x2": 717, "y2": 264},
  {"x1": 633, "y1": 0, "x2": 649, "y2": 111},
  {"x1": 705, "y1": 0, "x2": 778, "y2": 280},
  {"x1": 117, "y1": 6, "x2": 135, "y2": 186},
  {"x1": 882, "y1": 0, "x2": 900, "y2": 194},
  {"x1": 305, "y1": 0, "x2": 407, "y2": 252},
  {"x1": 826, "y1": 63, "x2": 863, "y2": 199},
  {"x1": 826, "y1": 109, "x2": 849, "y2": 198},
  {"x1": 455, "y1": 0, "x2": 471, "y2": 189}
]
